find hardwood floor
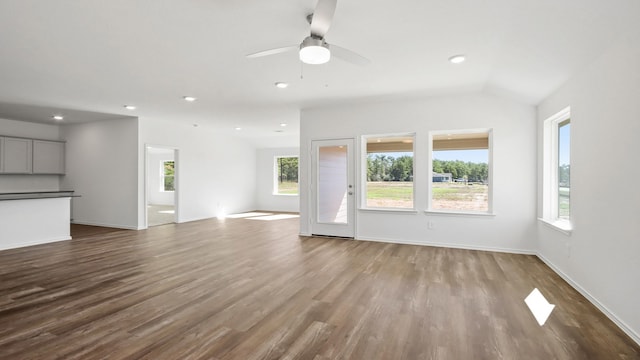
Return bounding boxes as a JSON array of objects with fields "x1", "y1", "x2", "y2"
[{"x1": 0, "y1": 215, "x2": 638, "y2": 359}]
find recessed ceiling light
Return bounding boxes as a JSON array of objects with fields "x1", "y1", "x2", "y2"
[
  {"x1": 124, "y1": 105, "x2": 137, "y2": 110},
  {"x1": 183, "y1": 96, "x2": 197, "y2": 102},
  {"x1": 52, "y1": 115, "x2": 64, "y2": 121},
  {"x1": 235, "y1": 127, "x2": 242, "y2": 131},
  {"x1": 280, "y1": 123, "x2": 287, "y2": 127},
  {"x1": 449, "y1": 55, "x2": 466, "y2": 64},
  {"x1": 275, "y1": 82, "x2": 289, "y2": 89}
]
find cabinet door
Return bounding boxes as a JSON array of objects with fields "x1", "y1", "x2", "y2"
[
  {"x1": 33, "y1": 140, "x2": 65, "y2": 174},
  {"x1": 3, "y1": 137, "x2": 33, "y2": 174}
]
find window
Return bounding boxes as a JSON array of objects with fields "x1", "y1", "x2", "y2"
[
  {"x1": 161, "y1": 160, "x2": 175, "y2": 192},
  {"x1": 429, "y1": 130, "x2": 492, "y2": 213},
  {"x1": 363, "y1": 134, "x2": 415, "y2": 209},
  {"x1": 543, "y1": 107, "x2": 571, "y2": 229},
  {"x1": 274, "y1": 156, "x2": 299, "y2": 195}
]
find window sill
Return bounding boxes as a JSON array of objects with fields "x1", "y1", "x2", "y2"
[
  {"x1": 359, "y1": 208, "x2": 418, "y2": 214},
  {"x1": 538, "y1": 218, "x2": 572, "y2": 235},
  {"x1": 272, "y1": 193, "x2": 299, "y2": 197},
  {"x1": 424, "y1": 210, "x2": 496, "y2": 217}
]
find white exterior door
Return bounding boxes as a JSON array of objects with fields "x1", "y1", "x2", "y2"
[{"x1": 310, "y1": 139, "x2": 355, "y2": 238}]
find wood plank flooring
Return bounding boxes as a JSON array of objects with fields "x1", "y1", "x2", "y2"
[{"x1": 0, "y1": 215, "x2": 638, "y2": 359}]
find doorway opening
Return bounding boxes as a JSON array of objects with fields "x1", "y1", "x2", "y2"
[{"x1": 146, "y1": 145, "x2": 178, "y2": 227}]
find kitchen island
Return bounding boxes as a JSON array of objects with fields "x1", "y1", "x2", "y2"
[{"x1": 0, "y1": 191, "x2": 76, "y2": 251}]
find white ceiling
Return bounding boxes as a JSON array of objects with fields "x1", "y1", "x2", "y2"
[{"x1": 0, "y1": 0, "x2": 638, "y2": 147}]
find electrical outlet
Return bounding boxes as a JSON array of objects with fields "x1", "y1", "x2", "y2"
[{"x1": 428, "y1": 220, "x2": 435, "y2": 229}]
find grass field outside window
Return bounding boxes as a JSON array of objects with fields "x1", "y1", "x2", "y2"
[
  {"x1": 366, "y1": 181, "x2": 489, "y2": 210},
  {"x1": 277, "y1": 181, "x2": 298, "y2": 195}
]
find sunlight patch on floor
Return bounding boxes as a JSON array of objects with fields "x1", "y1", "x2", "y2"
[
  {"x1": 246, "y1": 214, "x2": 300, "y2": 221},
  {"x1": 226, "y1": 212, "x2": 274, "y2": 219},
  {"x1": 525, "y1": 288, "x2": 555, "y2": 326},
  {"x1": 225, "y1": 212, "x2": 299, "y2": 221}
]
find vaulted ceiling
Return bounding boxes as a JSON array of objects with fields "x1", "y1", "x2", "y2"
[{"x1": 0, "y1": 0, "x2": 638, "y2": 146}]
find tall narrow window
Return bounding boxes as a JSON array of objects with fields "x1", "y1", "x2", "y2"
[
  {"x1": 430, "y1": 130, "x2": 492, "y2": 213},
  {"x1": 543, "y1": 107, "x2": 571, "y2": 229},
  {"x1": 274, "y1": 156, "x2": 299, "y2": 195},
  {"x1": 363, "y1": 134, "x2": 415, "y2": 209},
  {"x1": 161, "y1": 160, "x2": 175, "y2": 192},
  {"x1": 558, "y1": 120, "x2": 571, "y2": 220}
]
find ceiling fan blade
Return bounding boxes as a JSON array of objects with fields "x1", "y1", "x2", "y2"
[
  {"x1": 330, "y1": 45, "x2": 371, "y2": 66},
  {"x1": 246, "y1": 45, "x2": 298, "y2": 58},
  {"x1": 310, "y1": 0, "x2": 337, "y2": 38}
]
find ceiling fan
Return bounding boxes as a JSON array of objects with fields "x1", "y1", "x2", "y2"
[{"x1": 246, "y1": 0, "x2": 370, "y2": 66}]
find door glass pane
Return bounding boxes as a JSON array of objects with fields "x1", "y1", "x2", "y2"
[{"x1": 318, "y1": 145, "x2": 348, "y2": 224}]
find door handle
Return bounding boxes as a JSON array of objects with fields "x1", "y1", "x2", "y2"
[{"x1": 348, "y1": 191, "x2": 353, "y2": 195}]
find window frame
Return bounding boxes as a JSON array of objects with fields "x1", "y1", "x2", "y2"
[
  {"x1": 360, "y1": 132, "x2": 416, "y2": 211},
  {"x1": 273, "y1": 155, "x2": 299, "y2": 196},
  {"x1": 160, "y1": 160, "x2": 175, "y2": 192},
  {"x1": 541, "y1": 107, "x2": 571, "y2": 232},
  {"x1": 427, "y1": 128, "x2": 494, "y2": 215}
]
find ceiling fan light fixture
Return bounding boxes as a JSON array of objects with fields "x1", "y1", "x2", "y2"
[{"x1": 299, "y1": 37, "x2": 330, "y2": 65}]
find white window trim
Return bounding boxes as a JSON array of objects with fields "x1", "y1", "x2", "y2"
[
  {"x1": 425, "y1": 210, "x2": 496, "y2": 217},
  {"x1": 538, "y1": 217, "x2": 572, "y2": 235},
  {"x1": 427, "y1": 128, "x2": 494, "y2": 215},
  {"x1": 273, "y1": 155, "x2": 299, "y2": 196},
  {"x1": 160, "y1": 160, "x2": 175, "y2": 193},
  {"x1": 541, "y1": 107, "x2": 572, "y2": 233},
  {"x1": 360, "y1": 132, "x2": 417, "y2": 211},
  {"x1": 359, "y1": 208, "x2": 419, "y2": 214}
]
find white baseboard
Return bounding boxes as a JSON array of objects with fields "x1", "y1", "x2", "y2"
[
  {"x1": 355, "y1": 235, "x2": 536, "y2": 255},
  {"x1": 0, "y1": 236, "x2": 72, "y2": 251},
  {"x1": 71, "y1": 221, "x2": 138, "y2": 230},
  {"x1": 536, "y1": 253, "x2": 640, "y2": 346}
]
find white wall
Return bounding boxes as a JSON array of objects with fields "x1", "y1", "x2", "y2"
[
  {"x1": 147, "y1": 151, "x2": 175, "y2": 206},
  {"x1": 60, "y1": 118, "x2": 139, "y2": 229},
  {"x1": 300, "y1": 93, "x2": 537, "y2": 253},
  {"x1": 537, "y1": 33, "x2": 640, "y2": 343},
  {"x1": 138, "y1": 118, "x2": 257, "y2": 226},
  {"x1": 256, "y1": 147, "x2": 299, "y2": 212},
  {"x1": 0, "y1": 118, "x2": 61, "y2": 192}
]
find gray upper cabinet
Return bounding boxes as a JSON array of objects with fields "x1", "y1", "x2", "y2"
[
  {"x1": 2, "y1": 137, "x2": 33, "y2": 174},
  {"x1": 33, "y1": 140, "x2": 65, "y2": 174},
  {"x1": 0, "y1": 137, "x2": 66, "y2": 175}
]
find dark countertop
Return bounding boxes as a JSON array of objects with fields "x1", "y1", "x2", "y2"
[{"x1": 0, "y1": 191, "x2": 78, "y2": 201}]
